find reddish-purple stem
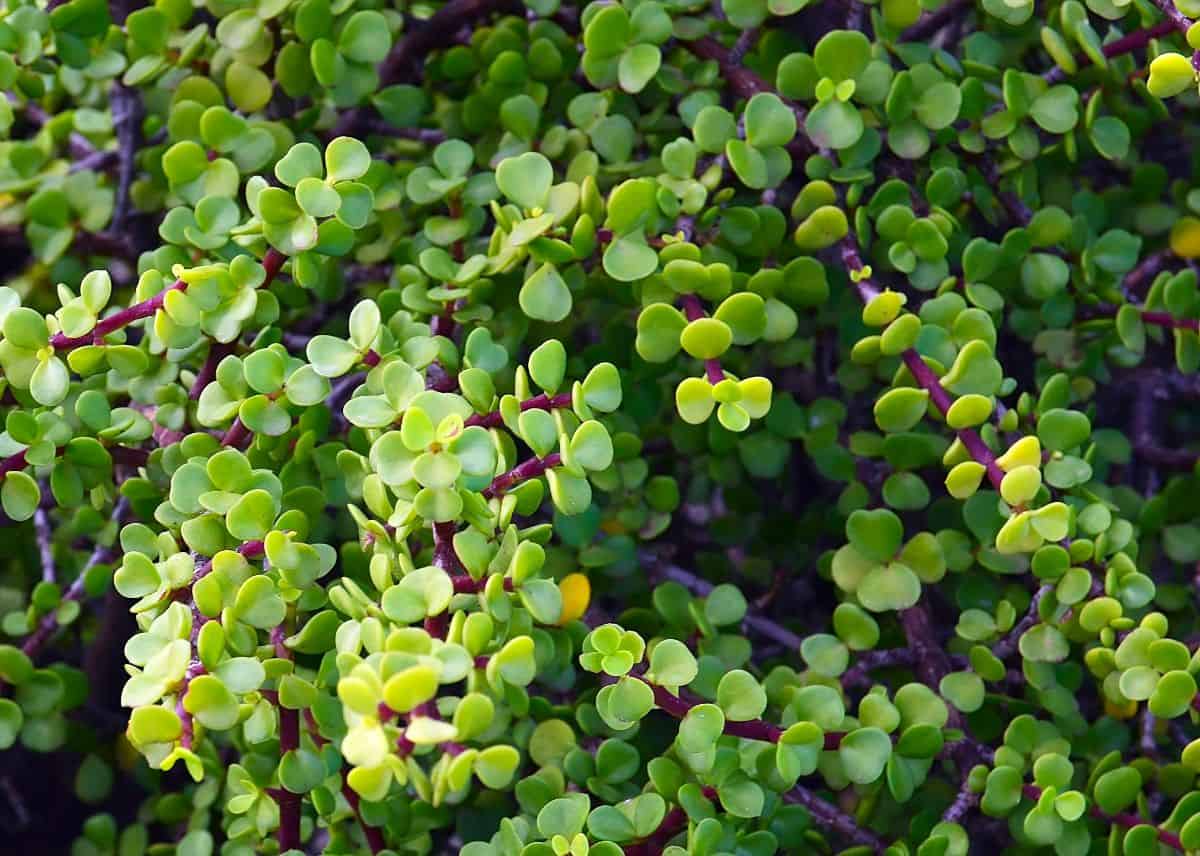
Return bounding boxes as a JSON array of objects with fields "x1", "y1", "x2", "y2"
[
  {"x1": 465, "y1": 392, "x2": 573, "y2": 428},
  {"x1": 272, "y1": 622, "x2": 302, "y2": 852},
  {"x1": 481, "y1": 452, "x2": 561, "y2": 499},
  {"x1": 220, "y1": 418, "x2": 252, "y2": 449},
  {"x1": 1043, "y1": 21, "x2": 1178, "y2": 84},
  {"x1": 901, "y1": 350, "x2": 1005, "y2": 490},
  {"x1": 341, "y1": 784, "x2": 386, "y2": 854},
  {"x1": 51, "y1": 249, "x2": 286, "y2": 351},
  {"x1": 0, "y1": 449, "x2": 28, "y2": 477},
  {"x1": 618, "y1": 676, "x2": 886, "y2": 851},
  {"x1": 189, "y1": 342, "x2": 236, "y2": 400},
  {"x1": 841, "y1": 234, "x2": 1006, "y2": 492},
  {"x1": 1140, "y1": 311, "x2": 1200, "y2": 332},
  {"x1": 1022, "y1": 785, "x2": 1185, "y2": 852},
  {"x1": 176, "y1": 661, "x2": 205, "y2": 749},
  {"x1": 450, "y1": 574, "x2": 514, "y2": 593},
  {"x1": 679, "y1": 294, "x2": 725, "y2": 384},
  {"x1": 432, "y1": 521, "x2": 459, "y2": 572}
]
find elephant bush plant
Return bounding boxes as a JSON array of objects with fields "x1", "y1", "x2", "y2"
[{"x1": 7, "y1": 0, "x2": 1200, "y2": 854}]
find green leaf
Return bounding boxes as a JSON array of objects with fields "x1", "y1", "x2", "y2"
[
  {"x1": 2, "y1": 472, "x2": 40, "y2": 522},
  {"x1": 846, "y1": 509, "x2": 903, "y2": 563},
  {"x1": 519, "y1": 264, "x2": 572, "y2": 322},
  {"x1": 496, "y1": 152, "x2": 553, "y2": 210},
  {"x1": 839, "y1": 727, "x2": 892, "y2": 784},
  {"x1": 744, "y1": 93, "x2": 797, "y2": 148},
  {"x1": 813, "y1": 30, "x2": 871, "y2": 82},
  {"x1": 716, "y1": 670, "x2": 767, "y2": 721}
]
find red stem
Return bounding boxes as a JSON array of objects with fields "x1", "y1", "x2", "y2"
[
  {"x1": 450, "y1": 574, "x2": 514, "y2": 593},
  {"x1": 900, "y1": 350, "x2": 1005, "y2": 491},
  {"x1": 481, "y1": 452, "x2": 561, "y2": 499},
  {"x1": 1022, "y1": 785, "x2": 1184, "y2": 852},
  {"x1": 220, "y1": 418, "x2": 252, "y2": 449},
  {"x1": 50, "y1": 248, "x2": 286, "y2": 352},
  {"x1": 840, "y1": 240, "x2": 1005, "y2": 491},
  {"x1": 464, "y1": 392, "x2": 573, "y2": 428},
  {"x1": 0, "y1": 449, "x2": 28, "y2": 477},
  {"x1": 1043, "y1": 21, "x2": 1179, "y2": 84},
  {"x1": 341, "y1": 784, "x2": 386, "y2": 854},
  {"x1": 272, "y1": 622, "x2": 302, "y2": 852},
  {"x1": 176, "y1": 661, "x2": 205, "y2": 749},
  {"x1": 632, "y1": 674, "x2": 883, "y2": 851},
  {"x1": 189, "y1": 342, "x2": 236, "y2": 400},
  {"x1": 1140, "y1": 311, "x2": 1200, "y2": 332},
  {"x1": 679, "y1": 295, "x2": 725, "y2": 385},
  {"x1": 432, "y1": 521, "x2": 459, "y2": 572}
]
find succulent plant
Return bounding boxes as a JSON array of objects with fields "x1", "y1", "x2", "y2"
[{"x1": 9, "y1": 0, "x2": 1200, "y2": 854}]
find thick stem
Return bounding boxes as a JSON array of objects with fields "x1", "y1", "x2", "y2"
[
  {"x1": 627, "y1": 672, "x2": 893, "y2": 850},
  {"x1": 841, "y1": 236, "x2": 1004, "y2": 492},
  {"x1": 340, "y1": 784, "x2": 386, "y2": 854},
  {"x1": 465, "y1": 392, "x2": 573, "y2": 428},
  {"x1": 1124, "y1": 248, "x2": 1175, "y2": 300},
  {"x1": 450, "y1": 574, "x2": 514, "y2": 594},
  {"x1": 623, "y1": 806, "x2": 689, "y2": 856},
  {"x1": 1043, "y1": 21, "x2": 1178, "y2": 85},
  {"x1": 901, "y1": 349, "x2": 1005, "y2": 490},
  {"x1": 941, "y1": 779, "x2": 979, "y2": 824},
  {"x1": 900, "y1": 601, "x2": 955, "y2": 692},
  {"x1": 51, "y1": 249, "x2": 286, "y2": 351},
  {"x1": 899, "y1": 0, "x2": 971, "y2": 43},
  {"x1": 432, "y1": 521, "x2": 459, "y2": 572},
  {"x1": 682, "y1": 36, "x2": 816, "y2": 159},
  {"x1": 0, "y1": 498, "x2": 131, "y2": 694},
  {"x1": 1022, "y1": 785, "x2": 1184, "y2": 851},
  {"x1": 481, "y1": 452, "x2": 561, "y2": 499},
  {"x1": 220, "y1": 418, "x2": 252, "y2": 449},
  {"x1": 425, "y1": 361, "x2": 457, "y2": 392},
  {"x1": 189, "y1": 342, "x2": 236, "y2": 400},
  {"x1": 679, "y1": 294, "x2": 726, "y2": 384},
  {"x1": 176, "y1": 662, "x2": 205, "y2": 750},
  {"x1": 643, "y1": 679, "x2": 785, "y2": 742},
  {"x1": 272, "y1": 622, "x2": 302, "y2": 852},
  {"x1": 175, "y1": 540, "x2": 266, "y2": 747},
  {"x1": 1140, "y1": 310, "x2": 1200, "y2": 331},
  {"x1": 1, "y1": 445, "x2": 146, "y2": 485}
]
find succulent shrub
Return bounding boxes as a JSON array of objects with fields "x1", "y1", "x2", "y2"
[{"x1": 10, "y1": 0, "x2": 1200, "y2": 854}]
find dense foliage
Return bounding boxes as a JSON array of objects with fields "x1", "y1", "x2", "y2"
[{"x1": 10, "y1": 0, "x2": 1200, "y2": 853}]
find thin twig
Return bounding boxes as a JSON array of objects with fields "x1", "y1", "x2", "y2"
[
  {"x1": 108, "y1": 82, "x2": 143, "y2": 236},
  {"x1": 992, "y1": 585, "x2": 1051, "y2": 660},
  {"x1": 655, "y1": 560, "x2": 803, "y2": 650}
]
